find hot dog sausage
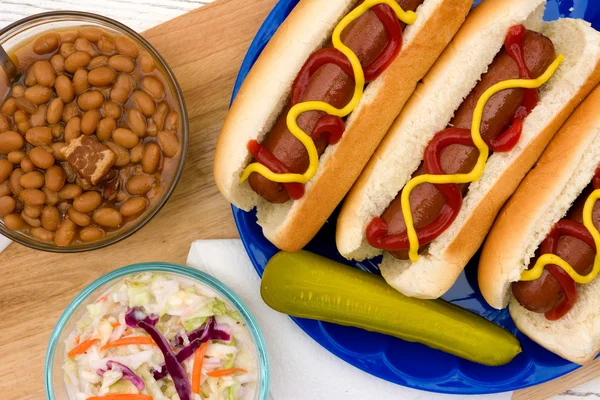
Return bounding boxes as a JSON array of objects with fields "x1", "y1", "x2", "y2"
[
  {"x1": 248, "y1": 0, "x2": 425, "y2": 203},
  {"x1": 380, "y1": 31, "x2": 556, "y2": 259},
  {"x1": 512, "y1": 185, "x2": 600, "y2": 313}
]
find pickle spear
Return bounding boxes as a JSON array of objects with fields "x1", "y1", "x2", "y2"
[{"x1": 261, "y1": 251, "x2": 521, "y2": 366}]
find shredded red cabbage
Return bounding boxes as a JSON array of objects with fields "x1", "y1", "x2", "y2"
[
  {"x1": 125, "y1": 307, "x2": 159, "y2": 327},
  {"x1": 126, "y1": 307, "x2": 191, "y2": 400},
  {"x1": 97, "y1": 360, "x2": 145, "y2": 391}
]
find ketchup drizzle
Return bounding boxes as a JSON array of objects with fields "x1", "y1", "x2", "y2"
[
  {"x1": 247, "y1": 4, "x2": 404, "y2": 200},
  {"x1": 366, "y1": 24, "x2": 538, "y2": 253},
  {"x1": 542, "y1": 171, "x2": 600, "y2": 320}
]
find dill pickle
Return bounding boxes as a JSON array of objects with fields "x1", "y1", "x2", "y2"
[{"x1": 261, "y1": 251, "x2": 521, "y2": 366}]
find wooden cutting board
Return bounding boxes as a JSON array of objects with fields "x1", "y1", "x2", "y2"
[{"x1": 0, "y1": 0, "x2": 596, "y2": 398}]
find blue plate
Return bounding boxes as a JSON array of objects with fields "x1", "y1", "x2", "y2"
[{"x1": 231, "y1": 0, "x2": 598, "y2": 394}]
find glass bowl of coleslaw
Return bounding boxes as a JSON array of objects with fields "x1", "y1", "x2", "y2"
[{"x1": 44, "y1": 263, "x2": 270, "y2": 400}]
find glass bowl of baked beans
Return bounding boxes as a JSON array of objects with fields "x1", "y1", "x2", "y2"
[{"x1": 0, "y1": 12, "x2": 188, "y2": 252}]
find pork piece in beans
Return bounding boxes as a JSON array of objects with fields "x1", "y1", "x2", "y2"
[{"x1": 0, "y1": 27, "x2": 182, "y2": 246}]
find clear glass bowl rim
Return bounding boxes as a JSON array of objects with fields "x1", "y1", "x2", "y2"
[
  {"x1": 0, "y1": 11, "x2": 190, "y2": 253},
  {"x1": 44, "y1": 262, "x2": 271, "y2": 400}
]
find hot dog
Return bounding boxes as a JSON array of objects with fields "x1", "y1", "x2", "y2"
[
  {"x1": 215, "y1": 0, "x2": 474, "y2": 251},
  {"x1": 337, "y1": 0, "x2": 600, "y2": 299},
  {"x1": 248, "y1": 0, "x2": 424, "y2": 203},
  {"x1": 479, "y1": 84, "x2": 600, "y2": 364}
]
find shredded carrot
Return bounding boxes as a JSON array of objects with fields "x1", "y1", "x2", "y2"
[
  {"x1": 101, "y1": 337, "x2": 156, "y2": 351},
  {"x1": 74, "y1": 335, "x2": 80, "y2": 345},
  {"x1": 206, "y1": 368, "x2": 248, "y2": 378},
  {"x1": 110, "y1": 321, "x2": 121, "y2": 328},
  {"x1": 192, "y1": 341, "x2": 210, "y2": 394},
  {"x1": 68, "y1": 338, "x2": 98, "y2": 358},
  {"x1": 123, "y1": 328, "x2": 133, "y2": 336},
  {"x1": 96, "y1": 295, "x2": 109, "y2": 303},
  {"x1": 87, "y1": 395, "x2": 153, "y2": 400}
]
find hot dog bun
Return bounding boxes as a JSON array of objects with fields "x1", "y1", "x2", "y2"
[
  {"x1": 336, "y1": 0, "x2": 600, "y2": 298},
  {"x1": 478, "y1": 85, "x2": 600, "y2": 364},
  {"x1": 214, "y1": 0, "x2": 473, "y2": 251}
]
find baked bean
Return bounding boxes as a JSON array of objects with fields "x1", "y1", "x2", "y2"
[
  {"x1": 74, "y1": 37, "x2": 98, "y2": 57},
  {"x1": 62, "y1": 102, "x2": 80, "y2": 123},
  {"x1": 20, "y1": 189, "x2": 46, "y2": 205},
  {"x1": 96, "y1": 117, "x2": 116, "y2": 142},
  {"x1": 24, "y1": 85, "x2": 52, "y2": 105},
  {"x1": 46, "y1": 98, "x2": 64, "y2": 125},
  {"x1": 31, "y1": 227, "x2": 53, "y2": 241},
  {"x1": 0, "y1": 115, "x2": 9, "y2": 133},
  {"x1": 81, "y1": 110, "x2": 101, "y2": 135},
  {"x1": 42, "y1": 187, "x2": 59, "y2": 206},
  {"x1": 50, "y1": 54, "x2": 65, "y2": 73},
  {"x1": 142, "y1": 142, "x2": 161, "y2": 174},
  {"x1": 55, "y1": 75, "x2": 75, "y2": 103},
  {"x1": 88, "y1": 67, "x2": 117, "y2": 88},
  {"x1": 157, "y1": 130, "x2": 179, "y2": 158},
  {"x1": 4, "y1": 213, "x2": 25, "y2": 229},
  {"x1": 122, "y1": 197, "x2": 148, "y2": 218},
  {"x1": 15, "y1": 110, "x2": 29, "y2": 125},
  {"x1": 127, "y1": 109, "x2": 146, "y2": 137},
  {"x1": 61, "y1": 30, "x2": 78, "y2": 43},
  {"x1": 20, "y1": 171, "x2": 44, "y2": 189},
  {"x1": 26, "y1": 126, "x2": 53, "y2": 146},
  {"x1": 110, "y1": 74, "x2": 133, "y2": 104},
  {"x1": 0, "y1": 196, "x2": 15, "y2": 217},
  {"x1": 112, "y1": 128, "x2": 139, "y2": 149},
  {"x1": 64, "y1": 51, "x2": 91, "y2": 73},
  {"x1": 139, "y1": 51, "x2": 155, "y2": 74},
  {"x1": 0, "y1": 181, "x2": 9, "y2": 197},
  {"x1": 116, "y1": 190, "x2": 128, "y2": 202},
  {"x1": 29, "y1": 147, "x2": 55, "y2": 169},
  {"x1": 131, "y1": 143, "x2": 144, "y2": 164},
  {"x1": 114, "y1": 36, "x2": 139, "y2": 58},
  {"x1": 97, "y1": 35, "x2": 114, "y2": 54},
  {"x1": 32, "y1": 61, "x2": 56, "y2": 88},
  {"x1": 108, "y1": 55, "x2": 135, "y2": 73},
  {"x1": 60, "y1": 42, "x2": 76, "y2": 58},
  {"x1": 33, "y1": 33, "x2": 60, "y2": 55},
  {"x1": 2, "y1": 98, "x2": 17, "y2": 116},
  {"x1": 141, "y1": 77, "x2": 164, "y2": 100},
  {"x1": 77, "y1": 90, "x2": 104, "y2": 110},
  {"x1": 73, "y1": 69, "x2": 90, "y2": 95},
  {"x1": 45, "y1": 165, "x2": 67, "y2": 191},
  {"x1": 59, "y1": 184, "x2": 83, "y2": 200},
  {"x1": 93, "y1": 207, "x2": 123, "y2": 228},
  {"x1": 126, "y1": 174, "x2": 155, "y2": 195},
  {"x1": 103, "y1": 101, "x2": 122, "y2": 119},
  {"x1": 15, "y1": 96, "x2": 38, "y2": 114},
  {"x1": 132, "y1": 91, "x2": 155, "y2": 117},
  {"x1": 73, "y1": 191, "x2": 102, "y2": 213},
  {"x1": 23, "y1": 204, "x2": 42, "y2": 218},
  {"x1": 89, "y1": 55, "x2": 109, "y2": 70},
  {"x1": 25, "y1": 67, "x2": 37, "y2": 87},
  {"x1": 51, "y1": 143, "x2": 68, "y2": 161},
  {"x1": 153, "y1": 102, "x2": 169, "y2": 130},
  {"x1": 79, "y1": 226, "x2": 105, "y2": 241},
  {"x1": 79, "y1": 27, "x2": 103, "y2": 42},
  {"x1": 67, "y1": 207, "x2": 91, "y2": 227},
  {"x1": 17, "y1": 121, "x2": 30, "y2": 134},
  {"x1": 0, "y1": 160, "x2": 12, "y2": 183},
  {"x1": 7, "y1": 151, "x2": 25, "y2": 165},
  {"x1": 57, "y1": 200, "x2": 69, "y2": 211},
  {"x1": 105, "y1": 141, "x2": 130, "y2": 167},
  {"x1": 20, "y1": 157, "x2": 35, "y2": 173},
  {"x1": 0, "y1": 131, "x2": 24, "y2": 154},
  {"x1": 41, "y1": 205, "x2": 60, "y2": 231},
  {"x1": 12, "y1": 85, "x2": 24, "y2": 97},
  {"x1": 9, "y1": 169, "x2": 23, "y2": 196},
  {"x1": 30, "y1": 105, "x2": 47, "y2": 128},
  {"x1": 55, "y1": 219, "x2": 76, "y2": 246}
]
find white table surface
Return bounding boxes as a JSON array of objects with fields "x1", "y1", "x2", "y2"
[{"x1": 0, "y1": 0, "x2": 598, "y2": 399}]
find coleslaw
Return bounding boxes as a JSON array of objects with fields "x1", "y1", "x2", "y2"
[{"x1": 62, "y1": 272, "x2": 258, "y2": 400}]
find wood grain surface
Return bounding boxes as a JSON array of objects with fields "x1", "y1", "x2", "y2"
[{"x1": 0, "y1": 0, "x2": 274, "y2": 398}]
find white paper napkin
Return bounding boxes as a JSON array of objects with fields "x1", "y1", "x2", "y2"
[
  {"x1": 186, "y1": 239, "x2": 511, "y2": 400},
  {"x1": 0, "y1": 235, "x2": 11, "y2": 253}
]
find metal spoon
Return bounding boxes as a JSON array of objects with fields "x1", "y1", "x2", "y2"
[{"x1": 0, "y1": 44, "x2": 21, "y2": 84}]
